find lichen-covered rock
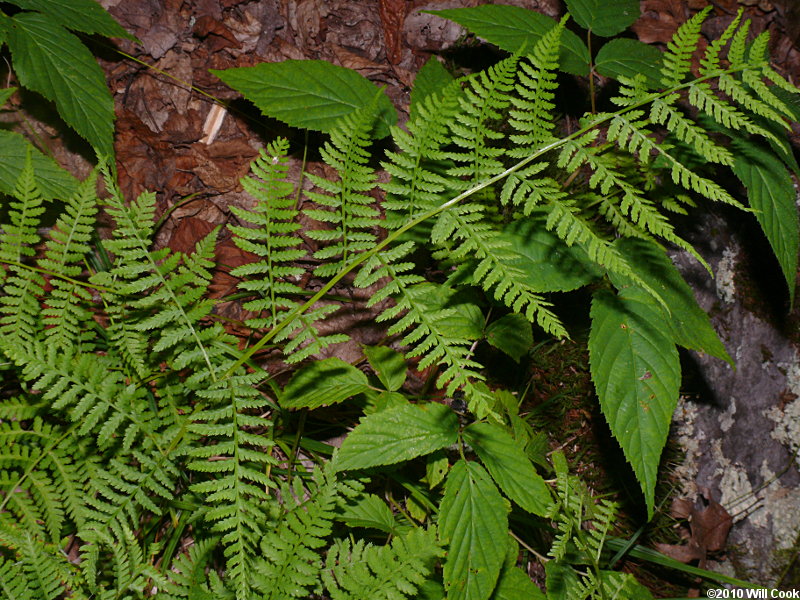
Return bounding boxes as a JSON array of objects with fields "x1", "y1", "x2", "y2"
[{"x1": 671, "y1": 210, "x2": 800, "y2": 585}]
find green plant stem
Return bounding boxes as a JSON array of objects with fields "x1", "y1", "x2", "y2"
[{"x1": 0, "y1": 258, "x2": 116, "y2": 293}]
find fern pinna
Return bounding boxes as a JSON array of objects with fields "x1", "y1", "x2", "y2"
[{"x1": 0, "y1": 4, "x2": 797, "y2": 600}]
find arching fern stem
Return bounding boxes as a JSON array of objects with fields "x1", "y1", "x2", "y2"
[{"x1": 226, "y1": 64, "x2": 751, "y2": 377}]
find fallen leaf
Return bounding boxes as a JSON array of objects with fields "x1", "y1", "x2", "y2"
[{"x1": 379, "y1": 0, "x2": 407, "y2": 64}]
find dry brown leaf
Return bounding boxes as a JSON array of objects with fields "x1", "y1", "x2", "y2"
[
  {"x1": 379, "y1": 0, "x2": 407, "y2": 64},
  {"x1": 193, "y1": 15, "x2": 242, "y2": 52},
  {"x1": 633, "y1": 0, "x2": 689, "y2": 44}
]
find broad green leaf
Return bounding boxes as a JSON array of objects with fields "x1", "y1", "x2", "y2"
[
  {"x1": 363, "y1": 345, "x2": 407, "y2": 391},
  {"x1": 595, "y1": 39, "x2": 663, "y2": 89},
  {"x1": 427, "y1": 5, "x2": 590, "y2": 76},
  {"x1": 334, "y1": 402, "x2": 458, "y2": 471},
  {"x1": 282, "y1": 357, "x2": 369, "y2": 409},
  {"x1": 337, "y1": 493, "x2": 406, "y2": 535},
  {"x1": 612, "y1": 237, "x2": 732, "y2": 365},
  {"x1": 463, "y1": 422, "x2": 553, "y2": 517},
  {"x1": 485, "y1": 314, "x2": 533, "y2": 362},
  {"x1": 486, "y1": 313, "x2": 533, "y2": 362},
  {"x1": 0, "y1": 130, "x2": 79, "y2": 200},
  {"x1": 440, "y1": 460, "x2": 508, "y2": 600},
  {"x1": 731, "y1": 138, "x2": 799, "y2": 304},
  {"x1": 8, "y1": 0, "x2": 136, "y2": 40},
  {"x1": 544, "y1": 562, "x2": 583, "y2": 600},
  {"x1": 426, "y1": 450, "x2": 449, "y2": 489},
  {"x1": 364, "y1": 391, "x2": 409, "y2": 415},
  {"x1": 565, "y1": 0, "x2": 639, "y2": 37},
  {"x1": 411, "y1": 57, "x2": 454, "y2": 120},
  {"x1": 491, "y1": 566, "x2": 546, "y2": 600},
  {"x1": 419, "y1": 580, "x2": 447, "y2": 600},
  {"x1": 6, "y1": 12, "x2": 115, "y2": 156},
  {"x1": 212, "y1": 60, "x2": 397, "y2": 139},
  {"x1": 589, "y1": 288, "x2": 680, "y2": 518},
  {"x1": 501, "y1": 217, "x2": 602, "y2": 292},
  {"x1": 413, "y1": 283, "x2": 485, "y2": 340}
]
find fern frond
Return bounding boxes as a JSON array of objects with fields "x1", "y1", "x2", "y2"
[
  {"x1": 187, "y1": 368, "x2": 277, "y2": 600},
  {"x1": 431, "y1": 202, "x2": 566, "y2": 336},
  {"x1": 382, "y1": 82, "x2": 463, "y2": 228},
  {"x1": 507, "y1": 19, "x2": 565, "y2": 156},
  {"x1": 2, "y1": 340, "x2": 159, "y2": 450},
  {"x1": 81, "y1": 444, "x2": 179, "y2": 541},
  {"x1": 0, "y1": 418, "x2": 89, "y2": 540},
  {"x1": 93, "y1": 173, "x2": 222, "y2": 379},
  {"x1": 355, "y1": 245, "x2": 494, "y2": 414},
  {"x1": 644, "y1": 99, "x2": 733, "y2": 166},
  {"x1": 0, "y1": 520, "x2": 80, "y2": 600},
  {"x1": 446, "y1": 55, "x2": 519, "y2": 188},
  {"x1": 321, "y1": 528, "x2": 443, "y2": 600},
  {"x1": 252, "y1": 466, "x2": 342, "y2": 600},
  {"x1": 699, "y1": 10, "x2": 743, "y2": 74},
  {"x1": 38, "y1": 171, "x2": 99, "y2": 350},
  {"x1": 0, "y1": 158, "x2": 46, "y2": 345},
  {"x1": 659, "y1": 7, "x2": 711, "y2": 88},
  {"x1": 0, "y1": 556, "x2": 35, "y2": 600},
  {"x1": 159, "y1": 537, "x2": 221, "y2": 600},
  {"x1": 305, "y1": 107, "x2": 379, "y2": 277},
  {"x1": 230, "y1": 138, "x2": 305, "y2": 327},
  {"x1": 648, "y1": 98, "x2": 735, "y2": 165},
  {"x1": 0, "y1": 155, "x2": 45, "y2": 264},
  {"x1": 277, "y1": 304, "x2": 350, "y2": 364}
]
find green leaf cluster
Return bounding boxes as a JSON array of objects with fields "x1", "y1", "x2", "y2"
[{"x1": 0, "y1": 2, "x2": 796, "y2": 599}]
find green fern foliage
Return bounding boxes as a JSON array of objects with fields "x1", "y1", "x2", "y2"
[
  {"x1": 321, "y1": 528, "x2": 443, "y2": 600},
  {"x1": 252, "y1": 466, "x2": 359, "y2": 599},
  {"x1": 230, "y1": 139, "x2": 347, "y2": 363},
  {"x1": 1, "y1": 4, "x2": 797, "y2": 600},
  {"x1": 0, "y1": 158, "x2": 46, "y2": 344},
  {"x1": 187, "y1": 368, "x2": 277, "y2": 599},
  {"x1": 305, "y1": 107, "x2": 380, "y2": 277},
  {"x1": 38, "y1": 171, "x2": 99, "y2": 350}
]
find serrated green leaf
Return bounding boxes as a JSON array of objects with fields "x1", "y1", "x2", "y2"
[
  {"x1": 411, "y1": 57, "x2": 454, "y2": 120},
  {"x1": 364, "y1": 345, "x2": 407, "y2": 391},
  {"x1": 611, "y1": 238, "x2": 732, "y2": 365},
  {"x1": 212, "y1": 60, "x2": 397, "y2": 139},
  {"x1": 501, "y1": 217, "x2": 602, "y2": 292},
  {"x1": 282, "y1": 357, "x2": 369, "y2": 410},
  {"x1": 8, "y1": 0, "x2": 136, "y2": 40},
  {"x1": 6, "y1": 12, "x2": 115, "y2": 156},
  {"x1": 595, "y1": 39, "x2": 663, "y2": 89},
  {"x1": 440, "y1": 460, "x2": 508, "y2": 600},
  {"x1": 463, "y1": 422, "x2": 553, "y2": 517},
  {"x1": 485, "y1": 314, "x2": 533, "y2": 363},
  {"x1": 731, "y1": 138, "x2": 799, "y2": 304},
  {"x1": 0, "y1": 130, "x2": 79, "y2": 200},
  {"x1": 334, "y1": 402, "x2": 458, "y2": 471},
  {"x1": 0, "y1": 87, "x2": 15, "y2": 108},
  {"x1": 589, "y1": 288, "x2": 680, "y2": 518},
  {"x1": 491, "y1": 566, "x2": 546, "y2": 600},
  {"x1": 427, "y1": 5, "x2": 590, "y2": 76},
  {"x1": 565, "y1": 0, "x2": 639, "y2": 36},
  {"x1": 337, "y1": 493, "x2": 406, "y2": 535}
]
